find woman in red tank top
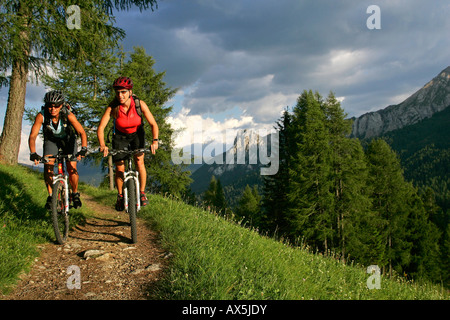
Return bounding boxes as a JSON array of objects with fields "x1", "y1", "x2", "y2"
[
  {"x1": 114, "y1": 96, "x2": 143, "y2": 134},
  {"x1": 97, "y1": 77, "x2": 159, "y2": 210}
]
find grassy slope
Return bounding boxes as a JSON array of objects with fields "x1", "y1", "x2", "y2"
[
  {"x1": 0, "y1": 163, "x2": 52, "y2": 294},
  {"x1": 0, "y1": 163, "x2": 90, "y2": 295},
  {"x1": 145, "y1": 195, "x2": 448, "y2": 300},
  {"x1": 81, "y1": 185, "x2": 448, "y2": 300},
  {"x1": 1, "y1": 163, "x2": 448, "y2": 299}
]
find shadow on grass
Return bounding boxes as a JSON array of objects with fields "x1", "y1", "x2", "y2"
[{"x1": 0, "y1": 166, "x2": 87, "y2": 243}]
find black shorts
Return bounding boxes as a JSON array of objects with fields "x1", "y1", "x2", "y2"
[
  {"x1": 43, "y1": 135, "x2": 78, "y2": 162},
  {"x1": 112, "y1": 126, "x2": 145, "y2": 162}
]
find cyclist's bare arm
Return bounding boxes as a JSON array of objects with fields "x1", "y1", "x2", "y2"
[
  {"x1": 139, "y1": 100, "x2": 159, "y2": 154},
  {"x1": 29, "y1": 113, "x2": 44, "y2": 165},
  {"x1": 68, "y1": 112, "x2": 88, "y2": 149},
  {"x1": 97, "y1": 106, "x2": 112, "y2": 157}
]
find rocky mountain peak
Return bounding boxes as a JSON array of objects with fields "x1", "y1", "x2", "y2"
[{"x1": 351, "y1": 66, "x2": 450, "y2": 139}]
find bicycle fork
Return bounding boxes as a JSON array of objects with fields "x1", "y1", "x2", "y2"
[
  {"x1": 54, "y1": 162, "x2": 70, "y2": 214},
  {"x1": 124, "y1": 171, "x2": 141, "y2": 213}
]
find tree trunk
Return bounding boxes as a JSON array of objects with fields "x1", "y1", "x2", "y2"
[
  {"x1": 0, "y1": 58, "x2": 29, "y2": 165},
  {"x1": 0, "y1": 3, "x2": 30, "y2": 165}
]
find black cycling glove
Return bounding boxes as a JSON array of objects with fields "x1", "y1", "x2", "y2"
[
  {"x1": 30, "y1": 152, "x2": 42, "y2": 162},
  {"x1": 77, "y1": 147, "x2": 88, "y2": 157}
]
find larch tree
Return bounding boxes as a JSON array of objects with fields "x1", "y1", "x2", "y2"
[{"x1": 0, "y1": 0, "x2": 157, "y2": 164}]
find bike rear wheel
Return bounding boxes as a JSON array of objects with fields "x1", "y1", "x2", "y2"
[
  {"x1": 126, "y1": 179, "x2": 138, "y2": 243},
  {"x1": 51, "y1": 180, "x2": 69, "y2": 244}
]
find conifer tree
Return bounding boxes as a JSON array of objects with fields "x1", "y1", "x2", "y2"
[
  {"x1": 215, "y1": 179, "x2": 227, "y2": 215},
  {"x1": 323, "y1": 92, "x2": 373, "y2": 259},
  {"x1": 441, "y1": 224, "x2": 450, "y2": 287},
  {"x1": 262, "y1": 109, "x2": 292, "y2": 236},
  {"x1": 203, "y1": 175, "x2": 218, "y2": 209},
  {"x1": 203, "y1": 175, "x2": 227, "y2": 215},
  {"x1": 287, "y1": 90, "x2": 334, "y2": 250},
  {"x1": 405, "y1": 190, "x2": 441, "y2": 282},
  {"x1": 236, "y1": 185, "x2": 262, "y2": 227},
  {"x1": 365, "y1": 139, "x2": 413, "y2": 276}
]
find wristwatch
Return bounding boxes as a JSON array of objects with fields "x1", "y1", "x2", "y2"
[{"x1": 153, "y1": 139, "x2": 159, "y2": 142}]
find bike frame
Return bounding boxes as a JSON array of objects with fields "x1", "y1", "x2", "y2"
[
  {"x1": 110, "y1": 148, "x2": 146, "y2": 213},
  {"x1": 47, "y1": 154, "x2": 70, "y2": 214},
  {"x1": 110, "y1": 148, "x2": 146, "y2": 244},
  {"x1": 123, "y1": 155, "x2": 141, "y2": 213}
]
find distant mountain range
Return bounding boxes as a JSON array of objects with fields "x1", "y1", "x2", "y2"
[
  {"x1": 189, "y1": 129, "x2": 274, "y2": 207},
  {"x1": 190, "y1": 66, "x2": 450, "y2": 209}
]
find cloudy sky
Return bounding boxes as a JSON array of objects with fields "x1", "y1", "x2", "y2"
[{"x1": 1, "y1": 0, "x2": 449, "y2": 162}]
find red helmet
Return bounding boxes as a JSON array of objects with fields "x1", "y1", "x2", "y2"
[{"x1": 113, "y1": 77, "x2": 133, "y2": 90}]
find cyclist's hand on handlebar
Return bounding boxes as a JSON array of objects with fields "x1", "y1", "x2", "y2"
[
  {"x1": 150, "y1": 140, "x2": 158, "y2": 155},
  {"x1": 76, "y1": 147, "x2": 88, "y2": 160},
  {"x1": 100, "y1": 145, "x2": 109, "y2": 157},
  {"x1": 30, "y1": 152, "x2": 42, "y2": 165}
]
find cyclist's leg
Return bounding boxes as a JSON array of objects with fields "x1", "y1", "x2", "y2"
[
  {"x1": 67, "y1": 161, "x2": 79, "y2": 191},
  {"x1": 112, "y1": 131, "x2": 129, "y2": 195},
  {"x1": 132, "y1": 125, "x2": 146, "y2": 193},
  {"x1": 43, "y1": 160, "x2": 55, "y2": 194},
  {"x1": 65, "y1": 137, "x2": 79, "y2": 193},
  {"x1": 114, "y1": 160, "x2": 125, "y2": 211},
  {"x1": 43, "y1": 138, "x2": 58, "y2": 195},
  {"x1": 134, "y1": 153, "x2": 148, "y2": 206},
  {"x1": 43, "y1": 139, "x2": 57, "y2": 210},
  {"x1": 115, "y1": 160, "x2": 125, "y2": 194},
  {"x1": 134, "y1": 153, "x2": 146, "y2": 192},
  {"x1": 132, "y1": 126, "x2": 148, "y2": 206},
  {"x1": 68, "y1": 163, "x2": 82, "y2": 208},
  {"x1": 43, "y1": 159, "x2": 55, "y2": 209}
]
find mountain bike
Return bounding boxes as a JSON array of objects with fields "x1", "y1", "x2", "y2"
[
  {"x1": 109, "y1": 148, "x2": 147, "y2": 243},
  {"x1": 41, "y1": 151, "x2": 74, "y2": 245}
]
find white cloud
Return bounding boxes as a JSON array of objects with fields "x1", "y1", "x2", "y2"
[
  {"x1": 310, "y1": 49, "x2": 374, "y2": 88},
  {"x1": 240, "y1": 91, "x2": 297, "y2": 122},
  {"x1": 167, "y1": 107, "x2": 272, "y2": 150}
]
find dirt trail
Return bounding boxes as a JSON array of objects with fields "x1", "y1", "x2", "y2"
[{"x1": 4, "y1": 192, "x2": 168, "y2": 300}]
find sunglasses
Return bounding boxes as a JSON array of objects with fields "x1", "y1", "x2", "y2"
[{"x1": 47, "y1": 104, "x2": 62, "y2": 109}]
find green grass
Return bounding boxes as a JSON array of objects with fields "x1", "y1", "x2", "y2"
[
  {"x1": 146, "y1": 196, "x2": 448, "y2": 300},
  {"x1": 1, "y1": 164, "x2": 448, "y2": 299},
  {"x1": 0, "y1": 163, "x2": 90, "y2": 295}
]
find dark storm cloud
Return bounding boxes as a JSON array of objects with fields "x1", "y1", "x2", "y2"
[{"x1": 115, "y1": 0, "x2": 450, "y2": 121}]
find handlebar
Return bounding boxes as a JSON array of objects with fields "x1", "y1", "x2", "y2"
[
  {"x1": 39, "y1": 154, "x2": 75, "y2": 164},
  {"x1": 108, "y1": 148, "x2": 149, "y2": 156},
  {"x1": 43, "y1": 154, "x2": 75, "y2": 159},
  {"x1": 32, "y1": 148, "x2": 151, "y2": 164}
]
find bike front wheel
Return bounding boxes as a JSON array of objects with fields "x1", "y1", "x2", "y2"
[
  {"x1": 51, "y1": 180, "x2": 69, "y2": 244},
  {"x1": 126, "y1": 179, "x2": 138, "y2": 243}
]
